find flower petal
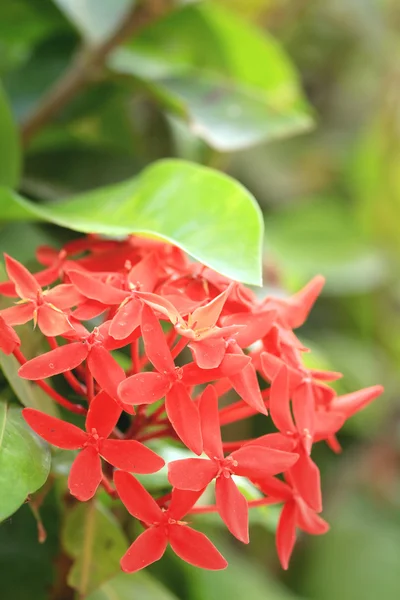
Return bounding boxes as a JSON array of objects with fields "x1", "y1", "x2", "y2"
[
  {"x1": 199, "y1": 385, "x2": 223, "y2": 460},
  {"x1": 4, "y1": 254, "x2": 39, "y2": 299},
  {"x1": 229, "y1": 353, "x2": 267, "y2": 415},
  {"x1": 87, "y1": 345, "x2": 125, "y2": 401},
  {"x1": 101, "y1": 439, "x2": 165, "y2": 473},
  {"x1": 85, "y1": 390, "x2": 122, "y2": 438},
  {"x1": 109, "y1": 297, "x2": 141, "y2": 340},
  {"x1": 118, "y1": 372, "x2": 170, "y2": 406},
  {"x1": 168, "y1": 458, "x2": 217, "y2": 491},
  {"x1": 120, "y1": 526, "x2": 168, "y2": 574},
  {"x1": 189, "y1": 337, "x2": 226, "y2": 369},
  {"x1": 0, "y1": 303, "x2": 35, "y2": 326},
  {"x1": 113, "y1": 471, "x2": 162, "y2": 523},
  {"x1": 276, "y1": 500, "x2": 297, "y2": 570},
  {"x1": 169, "y1": 525, "x2": 227, "y2": 570},
  {"x1": 45, "y1": 284, "x2": 82, "y2": 309},
  {"x1": 37, "y1": 305, "x2": 72, "y2": 337},
  {"x1": 18, "y1": 342, "x2": 88, "y2": 380},
  {"x1": 166, "y1": 382, "x2": 202, "y2": 455},
  {"x1": 168, "y1": 488, "x2": 205, "y2": 520},
  {"x1": 289, "y1": 451, "x2": 322, "y2": 512},
  {"x1": 68, "y1": 446, "x2": 102, "y2": 501},
  {"x1": 0, "y1": 315, "x2": 20, "y2": 354},
  {"x1": 190, "y1": 284, "x2": 233, "y2": 330},
  {"x1": 269, "y1": 365, "x2": 296, "y2": 435},
  {"x1": 68, "y1": 269, "x2": 127, "y2": 304},
  {"x1": 296, "y1": 497, "x2": 329, "y2": 535},
  {"x1": 232, "y1": 446, "x2": 299, "y2": 479},
  {"x1": 221, "y1": 310, "x2": 276, "y2": 349},
  {"x1": 215, "y1": 474, "x2": 249, "y2": 543},
  {"x1": 141, "y1": 303, "x2": 175, "y2": 373},
  {"x1": 330, "y1": 385, "x2": 384, "y2": 419},
  {"x1": 292, "y1": 381, "x2": 315, "y2": 454},
  {"x1": 182, "y1": 354, "x2": 250, "y2": 386},
  {"x1": 23, "y1": 408, "x2": 87, "y2": 448}
]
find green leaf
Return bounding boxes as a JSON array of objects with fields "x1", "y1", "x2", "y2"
[
  {"x1": 0, "y1": 159, "x2": 264, "y2": 285},
  {"x1": 109, "y1": 3, "x2": 313, "y2": 151},
  {"x1": 62, "y1": 500, "x2": 128, "y2": 596},
  {"x1": 0, "y1": 403, "x2": 51, "y2": 521},
  {"x1": 53, "y1": 0, "x2": 135, "y2": 44},
  {"x1": 0, "y1": 82, "x2": 21, "y2": 187},
  {"x1": 86, "y1": 571, "x2": 180, "y2": 600},
  {"x1": 0, "y1": 353, "x2": 59, "y2": 416}
]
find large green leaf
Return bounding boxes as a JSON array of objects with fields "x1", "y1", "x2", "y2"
[
  {"x1": 53, "y1": 0, "x2": 135, "y2": 44},
  {"x1": 0, "y1": 403, "x2": 51, "y2": 521},
  {"x1": 0, "y1": 82, "x2": 21, "y2": 187},
  {"x1": 62, "y1": 500, "x2": 128, "y2": 596},
  {"x1": 0, "y1": 159, "x2": 263, "y2": 285},
  {"x1": 86, "y1": 571, "x2": 180, "y2": 600},
  {"x1": 109, "y1": 3, "x2": 313, "y2": 151}
]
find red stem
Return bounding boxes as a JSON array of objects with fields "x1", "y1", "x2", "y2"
[{"x1": 13, "y1": 348, "x2": 87, "y2": 414}]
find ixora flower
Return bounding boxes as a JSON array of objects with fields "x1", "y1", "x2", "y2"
[{"x1": 0, "y1": 235, "x2": 384, "y2": 572}]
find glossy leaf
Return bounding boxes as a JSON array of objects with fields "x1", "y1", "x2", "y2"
[
  {"x1": 109, "y1": 3, "x2": 313, "y2": 151},
  {"x1": 0, "y1": 403, "x2": 51, "y2": 521},
  {"x1": 0, "y1": 83, "x2": 21, "y2": 187},
  {"x1": 0, "y1": 159, "x2": 263, "y2": 285},
  {"x1": 62, "y1": 500, "x2": 128, "y2": 596}
]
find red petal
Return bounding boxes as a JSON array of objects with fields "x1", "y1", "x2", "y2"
[
  {"x1": 165, "y1": 382, "x2": 202, "y2": 455},
  {"x1": 72, "y1": 300, "x2": 107, "y2": 320},
  {"x1": 37, "y1": 305, "x2": 72, "y2": 337},
  {"x1": 281, "y1": 275, "x2": 325, "y2": 329},
  {"x1": 109, "y1": 298, "x2": 141, "y2": 340},
  {"x1": 260, "y1": 352, "x2": 302, "y2": 388},
  {"x1": 314, "y1": 410, "x2": 346, "y2": 440},
  {"x1": 18, "y1": 342, "x2": 88, "y2": 380},
  {"x1": 45, "y1": 284, "x2": 82, "y2": 309},
  {"x1": 68, "y1": 446, "x2": 102, "y2": 501},
  {"x1": 0, "y1": 303, "x2": 35, "y2": 326},
  {"x1": 292, "y1": 381, "x2": 315, "y2": 454},
  {"x1": 141, "y1": 304, "x2": 175, "y2": 373},
  {"x1": 23, "y1": 408, "x2": 87, "y2": 448},
  {"x1": 121, "y1": 527, "x2": 168, "y2": 573},
  {"x1": 182, "y1": 354, "x2": 250, "y2": 386},
  {"x1": 296, "y1": 497, "x2": 329, "y2": 534},
  {"x1": 221, "y1": 310, "x2": 276, "y2": 348},
  {"x1": 289, "y1": 451, "x2": 322, "y2": 512},
  {"x1": 248, "y1": 432, "x2": 297, "y2": 453},
  {"x1": 4, "y1": 254, "x2": 39, "y2": 299},
  {"x1": 0, "y1": 316, "x2": 20, "y2": 354},
  {"x1": 269, "y1": 366, "x2": 296, "y2": 434},
  {"x1": 68, "y1": 269, "x2": 127, "y2": 304},
  {"x1": 199, "y1": 385, "x2": 223, "y2": 460},
  {"x1": 330, "y1": 385, "x2": 384, "y2": 419},
  {"x1": 85, "y1": 390, "x2": 122, "y2": 437},
  {"x1": 190, "y1": 284, "x2": 232, "y2": 330},
  {"x1": 276, "y1": 500, "x2": 297, "y2": 570},
  {"x1": 87, "y1": 345, "x2": 125, "y2": 401},
  {"x1": 113, "y1": 471, "x2": 162, "y2": 523},
  {"x1": 256, "y1": 475, "x2": 293, "y2": 501},
  {"x1": 169, "y1": 525, "x2": 227, "y2": 570},
  {"x1": 189, "y1": 338, "x2": 226, "y2": 369},
  {"x1": 232, "y1": 446, "x2": 299, "y2": 478},
  {"x1": 100, "y1": 439, "x2": 164, "y2": 473},
  {"x1": 135, "y1": 291, "x2": 182, "y2": 323},
  {"x1": 216, "y1": 475, "x2": 249, "y2": 543},
  {"x1": 168, "y1": 458, "x2": 217, "y2": 491},
  {"x1": 127, "y1": 253, "x2": 159, "y2": 292},
  {"x1": 168, "y1": 488, "x2": 205, "y2": 520},
  {"x1": 229, "y1": 359, "x2": 267, "y2": 416},
  {"x1": 118, "y1": 372, "x2": 170, "y2": 406}
]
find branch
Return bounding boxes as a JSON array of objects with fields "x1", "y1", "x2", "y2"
[{"x1": 21, "y1": 0, "x2": 173, "y2": 147}]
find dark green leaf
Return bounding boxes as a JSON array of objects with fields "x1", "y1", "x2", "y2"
[
  {"x1": 62, "y1": 500, "x2": 128, "y2": 596},
  {"x1": 109, "y1": 3, "x2": 313, "y2": 151},
  {"x1": 0, "y1": 159, "x2": 264, "y2": 285},
  {"x1": 0, "y1": 403, "x2": 51, "y2": 521},
  {"x1": 0, "y1": 82, "x2": 21, "y2": 187},
  {"x1": 86, "y1": 571, "x2": 180, "y2": 600}
]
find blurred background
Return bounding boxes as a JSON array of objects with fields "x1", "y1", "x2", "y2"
[{"x1": 0, "y1": 0, "x2": 399, "y2": 598}]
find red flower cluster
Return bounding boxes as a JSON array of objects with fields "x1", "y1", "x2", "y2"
[{"x1": 0, "y1": 235, "x2": 383, "y2": 572}]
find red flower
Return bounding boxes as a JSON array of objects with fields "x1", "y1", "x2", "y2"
[
  {"x1": 114, "y1": 470, "x2": 228, "y2": 572},
  {"x1": 168, "y1": 386, "x2": 299, "y2": 543},
  {"x1": 0, "y1": 255, "x2": 80, "y2": 336},
  {"x1": 23, "y1": 392, "x2": 164, "y2": 501},
  {"x1": 0, "y1": 315, "x2": 20, "y2": 354}
]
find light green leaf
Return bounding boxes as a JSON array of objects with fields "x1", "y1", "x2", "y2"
[
  {"x1": 53, "y1": 0, "x2": 135, "y2": 44},
  {"x1": 0, "y1": 82, "x2": 21, "y2": 187},
  {"x1": 109, "y1": 3, "x2": 313, "y2": 151},
  {"x1": 0, "y1": 159, "x2": 263, "y2": 285},
  {"x1": 0, "y1": 353, "x2": 59, "y2": 416},
  {"x1": 86, "y1": 571, "x2": 180, "y2": 600},
  {"x1": 0, "y1": 403, "x2": 51, "y2": 521},
  {"x1": 62, "y1": 500, "x2": 128, "y2": 596}
]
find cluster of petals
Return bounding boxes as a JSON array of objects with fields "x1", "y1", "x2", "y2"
[{"x1": 0, "y1": 234, "x2": 383, "y2": 572}]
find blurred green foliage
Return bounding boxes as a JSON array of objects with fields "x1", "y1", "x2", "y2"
[{"x1": 0, "y1": 0, "x2": 399, "y2": 599}]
